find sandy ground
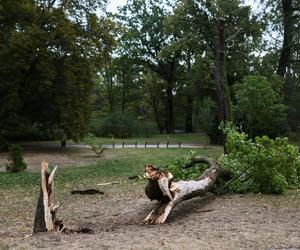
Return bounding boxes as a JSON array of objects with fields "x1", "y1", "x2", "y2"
[
  {"x1": 0, "y1": 145, "x2": 96, "y2": 171},
  {"x1": 0, "y1": 180, "x2": 300, "y2": 250},
  {"x1": 0, "y1": 146, "x2": 299, "y2": 249},
  {"x1": 0, "y1": 145, "x2": 126, "y2": 171}
]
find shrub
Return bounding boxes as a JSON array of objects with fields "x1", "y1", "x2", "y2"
[
  {"x1": 6, "y1": 145, "x2": 27, "y2": 172},
  {"x1": 91, "y1": 112, "x2": 157, "y2": 138},
  {"x1": 83, "y1": 134, "x2": 105, "y2": 157},
  {"x1": 218, "y1": 122, "x2": 300, "y2": 194}
]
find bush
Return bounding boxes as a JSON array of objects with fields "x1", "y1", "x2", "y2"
[
  {"x1": 218, "y1": 122, "x2": 300, "y2": 194},
  {"x1": 83, "y1": 134, "x2": 105, "y2": 157},
  {"x1": 91, "y1": 112, "x2": 157, "y2": 138},
  {"x1": 6, "y1": 145, "x2": 27, "y2": 172}
]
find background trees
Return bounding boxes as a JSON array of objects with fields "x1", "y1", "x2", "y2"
[
  {"x1": 0, "y1": 0, "x2": 299, "y2": 142},
  {"x1": 0, "y1": 0, "x2": 114, "y2": 141}
]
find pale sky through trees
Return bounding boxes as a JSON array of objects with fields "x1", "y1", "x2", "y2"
[{"x1": 107, "y1": 0, "x2": 257, "y2": 13}]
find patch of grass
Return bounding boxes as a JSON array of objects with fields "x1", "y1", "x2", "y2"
[{"x1": 0, "y1": 148, "x2": 222, "y2": 189}]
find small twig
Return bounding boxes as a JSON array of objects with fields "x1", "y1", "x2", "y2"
[
  {"x1": 225, "y1": 28, "x2": 243, "y2": 43},
  {"x1": 59, "y1": 225, "x2": 66, "y2": 233},
  {"x1": 194, "y1": 209, "x2": 214, "y2": 213},
  {"x1": 223, "y1": 147, "x2": 270, "y2": 190},
  {"x1": 71, "y1": 189, "x2": 104, "y2": 195},
  {"x1": 97, "y1": 181, "x2": 119, "y2": 186},
  {"x1": 223, "y1": 162, "x2": 255, "y2": 189},
  {"x1": 128, "y1": 175, "x2": 142, "y2": 180}
]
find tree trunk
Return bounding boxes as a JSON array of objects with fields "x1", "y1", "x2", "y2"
[
  {"x1": 152, "y1": 98, "x2": 164, "y2": 133},
  {"x1": 104, "y1": 51, "x2": 114, "y2": 112},
  {"x1": 122, "y1": 69, "x2": 126, "y2": 114},
  {"x1": 214, "y1": 18, "x2": 232, "y2": 153},
  {"x1": 33, "y1": 161, "x2": 64, "y2": 233},
  {"x1": 277, "y1": 0, "x2": 294, "y2": 77},
  {"x1": 143, "y1": 157, "x2": 224, "y2": 224},
  {"x1": 185, "y1": 94, "x2": 193, "y2": 133},
  {"x1": 165, "y1": 80, "x2": 174, "y2": 133}
]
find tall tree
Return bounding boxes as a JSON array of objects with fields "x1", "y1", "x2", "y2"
[
  {"x1": 117, "y1": 0, "x2": 180, "y2": 133},
  {"x1": 261, "y1": 0, "x2": 300, "y2": 132},
  {"x1": 0, "y1": 0, "x2": 114, "y2": 141},
  {"x1": 168, "y1": 0, "x2": 262, "y2": 147}
]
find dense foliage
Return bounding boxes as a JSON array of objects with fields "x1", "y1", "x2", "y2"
[
  {"x1": 0, "y1": 0, "x2": 299, "y2": 143},
  {"x1": 218, "y1": 123, "x2": 300, "y2": 194},
  {"x1": 165, "y1": 151, "x2": 208, "y2": 180},
  {"x1": 164, "y1": 123, "x2": 299, "y2": 194},
  {"x1": 91, "y1": 112, "x2": 157, "y2": 138},
  {"x1": 6, "y1": 145, "x2": 27, "y2": 172},
  {"x1": 0, "y1": 0, "x2": 114, "y2": 141},
  {"x1": 234, "y1": 75, "x2": 287, "y2": 137}
]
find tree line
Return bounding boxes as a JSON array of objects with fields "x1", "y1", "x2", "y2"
[{"x1": 0, "y1": 0, "x2": 299, "y2": 144}]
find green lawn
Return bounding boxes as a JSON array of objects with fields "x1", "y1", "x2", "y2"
[{"x1": 0, "y1": 147, "x2": 222, "y2": 190}]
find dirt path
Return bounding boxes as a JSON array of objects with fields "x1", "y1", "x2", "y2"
[{"x1": 1, "y1": 181, "x2": 299, "y2": 250}]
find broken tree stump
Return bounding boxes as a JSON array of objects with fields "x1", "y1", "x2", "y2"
[
  {"x1": 143, "y1": 157, "x2": 224, "y2": 224},
  {"x1": 33, "y1": 161, "x2": 64, "y2": 233}
]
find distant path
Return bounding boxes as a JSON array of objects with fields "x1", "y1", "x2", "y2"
[{"x1": 19, "y1": 142, "x2": 210, "y2": 149}]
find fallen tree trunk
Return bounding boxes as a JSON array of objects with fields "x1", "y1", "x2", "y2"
[
  {"x1": 143, "y1": 157, "x2": 224, "y2": 224},
  {"x1": 33, "y1": 161, "x2": 64, "y2": 233}
]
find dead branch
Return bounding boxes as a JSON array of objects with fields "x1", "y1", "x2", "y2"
[
  {"x1": 143, "y1": 157, "x2": 224, "y2": 224},
  {"x1": 97, "y1": 181, "x2": 119, "y2": 186},
  {"x1": 71, "y1": 189, "x2": 104, "y2": 195}
]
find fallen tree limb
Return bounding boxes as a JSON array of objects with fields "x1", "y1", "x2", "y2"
[
  {"x1": 33, "y1": 161, "x2": 64, "y2": 233},
  {"x1": 71, "y1": 189, "x2": 104, "y2": 195},
  {"x1": 143, "y1": 157, "x2": 224, "y2": 224},
  {"x1": 97, "y1": 181, "x2": 119, "y2": 186}
]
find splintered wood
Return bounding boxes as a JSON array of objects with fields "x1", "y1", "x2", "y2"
[
  {"x1": 33, "y1": 161, "x2": 64, "y2": 233},
  {"x1": 143, "y1": 157, "x2": 223, "y2": 224}
]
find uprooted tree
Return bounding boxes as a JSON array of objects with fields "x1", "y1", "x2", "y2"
[{"x1": 33, "y1": 161, "x2": 64, "y2": 233}]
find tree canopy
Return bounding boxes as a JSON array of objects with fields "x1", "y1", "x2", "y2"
[{"x1": 0, "y1": 0, "x2": 299, "y2": 142}]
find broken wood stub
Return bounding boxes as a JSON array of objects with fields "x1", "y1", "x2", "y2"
[
  {"x1": 143, "y1": 157, "x2": 224, "y2": 224},
  {"x1": 33, "y1": 161, "x2": 63, "y2": 233}
]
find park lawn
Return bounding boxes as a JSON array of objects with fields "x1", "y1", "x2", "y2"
[{"x1": 0, "y1": 147, "x2": 222, "y2": 190}]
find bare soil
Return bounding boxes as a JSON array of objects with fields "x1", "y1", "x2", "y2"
[
  {"x1": 0, "y1": 180, "x2": 299, "y2": 250},
  {"x1": 0, "y1": 146, "x2": 299, "y2": 249},
  {"x1": 0, "y1": 146, "x2": 114, "y2": 171}
]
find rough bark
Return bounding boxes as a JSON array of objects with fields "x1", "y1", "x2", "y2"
[
  {"x1": 165, "y1": 79, "x2": 174, "y2": 133},
  {"x1": 33, "y1": 161, "x2": 64, "y2": 233},
  {"x1": 151, "y1": 96, "x2": 164, "y2": 133},
  {"x1": 143, "y1": 157, "x2": 224, "y2": 224},
  {"x1": 277, "y1": 0, "x2": 294, "y2": 77},
  {"x1": 214, "y1": 18, "x2": 232, "y2": 153},
  {"x1": 104, "y1": 51, "x2": 114, "y2": 112},
  {"x1": 185, "y1": 94, "x2": 193, "y2": 133}
]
